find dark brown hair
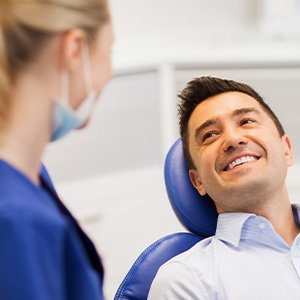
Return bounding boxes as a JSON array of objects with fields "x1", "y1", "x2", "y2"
[{"x1": 178, "y1": 76, "x2": 285, "y2": 169}]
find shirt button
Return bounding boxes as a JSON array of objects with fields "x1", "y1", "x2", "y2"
[{"x1": 259, "y1": 223, "x2": 265, "y2": 229}]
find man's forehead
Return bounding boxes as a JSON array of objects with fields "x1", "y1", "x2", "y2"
[{"x1": 188, "y1": 92, "x2": 263, "y2": 131}]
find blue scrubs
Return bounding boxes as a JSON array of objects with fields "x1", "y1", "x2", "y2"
[{"x1": 0, "y1": 160, "x2": 104, "y2": 299}]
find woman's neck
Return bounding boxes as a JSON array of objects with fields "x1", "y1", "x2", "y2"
[{"x1": 0, "y1": 72, "x2": 55, "y2": 185}]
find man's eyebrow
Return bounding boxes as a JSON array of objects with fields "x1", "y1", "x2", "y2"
[
  {"x1": 193, "y1": 107, "x2": 261, "y2": 141},
  {"x1": 194, "y1": 119, "x2": 218, "y2": 141},
  {"x1": 232, "y1": 107, "x2": 260, "y2": 117}
]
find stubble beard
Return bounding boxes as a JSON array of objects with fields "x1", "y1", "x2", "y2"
[{"x1": 212, "y1": 179, "x2": 274, "y2": 214}]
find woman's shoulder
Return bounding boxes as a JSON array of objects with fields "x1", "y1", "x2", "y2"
[{"x1": 0, "y1": 184, "x2": 69, "y2": 239}]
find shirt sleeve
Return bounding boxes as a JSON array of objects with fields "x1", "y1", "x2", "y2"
[
  {"x1": 147, "y1": 261, "x2": 208, "y2": 300},
  {"x1": 0, "y1": 211, "x2": 65, "y2": 300}
]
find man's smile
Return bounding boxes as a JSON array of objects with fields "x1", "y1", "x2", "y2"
[{"x1": 222, "y1": 154, "x2": 261, "y2": 171}]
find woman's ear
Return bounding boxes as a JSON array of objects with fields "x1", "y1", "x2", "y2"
[
  {"x1": 60, "y1": 29, "x2": 86, "y2": 72},
  {"x1": 189, "y1": 169, "x2": 207, "y2": 196}
]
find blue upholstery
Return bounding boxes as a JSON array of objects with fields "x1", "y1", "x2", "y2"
[
  {"x1": 114, "y1": 233, "x2": 201, "y2": 300},
  {"x1": 165, "y1": 139, "x2": 218, "y2": 237},
  {"x1": 114, "y1": 139, "x2": 218, "y2": 300}
]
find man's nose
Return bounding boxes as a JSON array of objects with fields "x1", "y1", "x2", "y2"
[{"x1": 221, "y1": 128, "x2": 247, "y2": 153}]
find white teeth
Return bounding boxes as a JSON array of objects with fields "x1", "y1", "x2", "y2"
[{"x1": 228, "y1": 156, "x2": 257, "y2": 170}]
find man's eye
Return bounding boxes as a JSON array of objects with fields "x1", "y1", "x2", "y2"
[
  {"x1": 202, "y1": 131, "x2": 218, "y2": 142},
  {"x1": 240, "y1": 118, "x2": 255, "y2": 126}
]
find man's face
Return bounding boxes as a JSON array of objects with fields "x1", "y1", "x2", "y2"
[{"x1": 188, "y1": 92, "x2": 293, "y2": 213}]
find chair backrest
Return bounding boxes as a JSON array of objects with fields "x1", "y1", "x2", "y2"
[
  {"x1": 114, "y1": 233, "x2": 201, "y2": 300},
  {"x1": 165, "y1": 138, "x2": 218, "y2": 237},
  {"x1": 114, "y1": 139, "x2": 218, "y2": 300}
]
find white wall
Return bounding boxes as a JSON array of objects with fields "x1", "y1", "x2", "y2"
[
  {"x1": 109, "y1": 0, "x2": 300, "y2": 71},
  {"x1": 110, "y1": 0, "x2": 258, "y2": 40},
  {"x1": 110, "y1": 0, "x2": 260, "y2": 66}
]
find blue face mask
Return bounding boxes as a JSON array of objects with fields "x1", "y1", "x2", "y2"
[{"x1": 50, "y1": 44, "x2": 97, "y2": 142}]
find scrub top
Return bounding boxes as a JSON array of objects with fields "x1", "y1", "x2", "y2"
[{"x1": 0, "y1": 160, "x2": 104, "y2": 300}]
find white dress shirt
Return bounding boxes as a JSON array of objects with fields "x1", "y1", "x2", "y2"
[{"x1": 148, "y1": 204, "x2": 300, "y2": 300}]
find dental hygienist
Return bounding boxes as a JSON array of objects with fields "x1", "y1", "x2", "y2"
[{"x1": 0, "y1": 1, "x2": 113, "y2": 299}]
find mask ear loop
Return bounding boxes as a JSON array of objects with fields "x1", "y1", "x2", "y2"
[
  {"x1": 61, "y1": 68, "x2": 69, "y2": 106},
  {"x1": 73, "y1": 42, "x2": 97, "y2": 120},
  {"x1": 60, "y1": 42, "x2": 91, "y2": 109},
  {"x1": 81, "y1": 42, "x2": 93, "y2": 95}
]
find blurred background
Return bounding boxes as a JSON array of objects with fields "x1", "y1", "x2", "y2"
[{"x1": 43, "y1": 0, "x2": 300, "y2": 298}]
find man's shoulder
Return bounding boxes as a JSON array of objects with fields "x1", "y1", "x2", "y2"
[
  {"x1": 148, "y1": 236, "x2": 218, "y2": 299},
  {"x1": 161, "y1": 235, "x2": 218, "y2": 269}
]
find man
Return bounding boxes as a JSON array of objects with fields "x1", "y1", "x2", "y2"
[{"x1": 148, "y1": 76, "x2": 300, "y2": 299}]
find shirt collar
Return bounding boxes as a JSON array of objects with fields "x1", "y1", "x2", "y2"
[
  {"x1": 215, "y1": 204, "x2": 300, "y2": 247},
  {"x1": 215, "y1": 212, "x2": 255, "y2": 247}
]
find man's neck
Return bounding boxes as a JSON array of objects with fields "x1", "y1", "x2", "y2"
[
  {"x1": 258, "y1": 198, "x2": 300, "y2": 247},
  {"x1": 218, "y1": 185, "x2": 300, "y2": 246}
]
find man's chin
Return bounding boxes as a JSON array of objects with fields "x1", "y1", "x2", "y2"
[{"x1": 216, "y1": 177, "x2": 262, "y2": 198}]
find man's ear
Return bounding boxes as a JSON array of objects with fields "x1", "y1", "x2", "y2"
[
  {"x1": 282, "y1": 134, "x2": 293, "y2": 167},
  {"x1": 189, "y1": 169, "x2": 207, "y2": 196}
]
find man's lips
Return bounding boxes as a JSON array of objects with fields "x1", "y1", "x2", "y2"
[{"x1": 222, "y1": 154, "x2": 261, "y2": 171}]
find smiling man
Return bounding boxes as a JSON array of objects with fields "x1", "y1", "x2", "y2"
[{"x1": 148, "y1": 77, "x2": 300, "y2": 299}]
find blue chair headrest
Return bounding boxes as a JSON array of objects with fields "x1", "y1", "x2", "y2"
[{"x1": 164, "y1": 139, "x2": 218, "y2": 237}]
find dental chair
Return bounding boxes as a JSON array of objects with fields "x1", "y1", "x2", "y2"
[{"x1": 114, "y1": 139, "x2": 218, "y2": 300}]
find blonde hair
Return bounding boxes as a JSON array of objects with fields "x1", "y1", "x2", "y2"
[{"x1": 0, "y1": 0, "x2": 110, "y2": 128}]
